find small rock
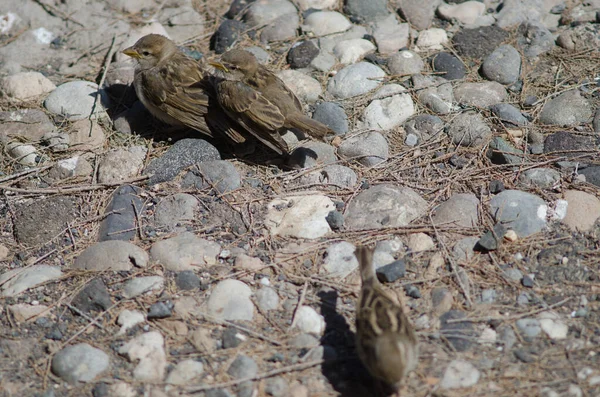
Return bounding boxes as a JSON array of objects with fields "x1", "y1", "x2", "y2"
[
  {"x1": 296, "y1": 0, "x2": 336, "y2": 9},
  {"x1": 72, "y1": 279, "x2": 112, "y2": 314},
  {"x1": 344, "y1": 0, "x2": 389, "y2": 22},
  {"x1": 303, "y1": 11, "x2": 351, "y2": 36},
  {"x1": 98, "y1": 185, "x2": 144, "y2": 242},
  {"x1": 522, "y1": 275, "x2": 534, "y2": 288},
  {"x1": 276, "y1": 70, "x2": 322, "y2": 104},
  {"x1": 52, "y1": 344, "x2": 109, "y2": 384},
  {"x1": 166, "y1": 360, "x2": 204, "y2": 385},
  {"x1": 288, "y1": 41, "x2": 320, "y2": 69},
  {"x1": 228, "y1": 355, "x2": 258, "y2": 379},
  {"x1": 327, "y1": 62, "x2": 385, "y2": 99},
  {"x1": 312, "y1": 102, "x2": 348, "y2": 135},
  {"x1": 416, "y1": 28, "x2": 448, "y2": 50},
  {"x1": 490, "y1": 190, "x2": 547, "y2": 238},
  {"x1": 481, "y1": 45, "x2": 521, "y2": 85},
  {"x1": 1, "y1": 71, "x2": 56, "y2": 100},
  {"x1": 438, "y1": 1, "x2": 486, "y2": 25},
  {"x1": 333, "y1": 39, "x2": 375, "y2": 65},
  {"x1": 265, "y1": 377, "x2": 289, "y2": 397},
  {"x1": 357, "y1": 85, "x2": 415, "y2": 131},
  {"x1": 446, "y1": 111, "x2": 492, "y2": 147},
  {"x1": 404, "y1": 116, "x2": 444, "y2": 146},
  {"x1": 44, "y1": 80, "x2": 109, "y2": 121},
  {"x1": 255, "y1": 287, "x2": 280, "y2": 311},
  {"x1": 431, "y1": 287, "x2": 454, "y2": 315},
  {"x1": 488, "y1": 137, "x2": 523, "y2": 165},
  {"x1": 208, "y1": 279, "x2": 254, "y2": 321},
  {"x1": 338, "y1": 131, "x2": 389, "y2": 166},
  {"x1": 388, "y1": 50, "x2": 424, "y2": 75},
  {"x1": 452, "y1": 237, "x2": 479, "y2": 261},
  {"x1": 68, "y1": 120, "x2": 105, "y2": 151},
  {"x1": 116, "y1": 310, "x2": 145, "y2": 335},
  {"x1": 150, "y1": 232, "x2": 221, "y2": 271},
  {"x1": 294, "y1": 306, "x2": 325, "y2": 335},
  {"x1": 176, "y1": 271, "x2": 200, "y2": 291},
  {"x1": 148, "y1": 301, "x2": 174, "y2": 319},
  {"x1": 154, "y1": 193, "x2": 199, "y2": 229},
  {"x1": 5, "y1": 142, "x2": 38, "y2": 166},
  {"x1": 398, "y1": 0, "x2": 438, "y2": 30},
  {"x1": 372, "y1": 15, "x2": 409, "y2": 54},
  {"x1": 477, "y1": 223, "x2": 507, "y2": 251},
  {"x1": 73, "y1": 241, "x2": 148, "y2": 271},
  {"x1": 562, "y1": 190, "x2": 600, "y2": 232},
  {"x1": 376, "y1": 260, "x2": 406, "y2": 283},
  {"x1": 0, "y1": 265, "x2": 62, "y2": 297},
  {"x1": 190, "y1": 328, "x2": 217, "y2": 353},
  {"x1": 407, "y1": 233, "x2": 434, "y2": 252},
  {"x1": 47, "y1": 156, "x2": 93, "y2": 180},
  {"x1": 288, "y1": 141, "x2": 336, "y2": 168},
  {"x1": 123, "y1": 276, "x2": 164, "y2": 299},
  {"x1": 260, "y1": 12, "x2": 299, "y2": 43},
  {"x1": 432, "y1": 52, "x2": 466, "y2": 80},
  {"x1": 8, "y1": 303, "x2": 49, "y2": 323},
  {"x1": 197, "y1": 160, "x2": 242, "y2": 194},
  {"x1": 265, "y1": 195, "x2": 334, "y2": 239},
  {"x1": 454, "y1": 81, "x2": 507, "y2": 108},
  {"x1": 345, "y1": 184, "x2": 427, "y2": 230},
  {"x1": 516, "y1": 318, "x2": 542, "y2": 339},
  {"x1": 413, "y1": 75, "x2": 454, "y2": 114},
  {"x1": 440, "y1": 360, "x2": 481, "y2": 389},
  {"x1": 325, "y1": 211, "x2": 344, "y2": 230},
  {"x1": 297, "y1": 165, "x2": 358, "y2": 189},
  {"x1": 118, "y1": 331, "x2": 167, "y2": 381},
  {"x1": 322, "y1": 241, "x2": 358, "y2": 276},
  {"x1": 440, "y1": 310, "x2": 475, "y2": 352},
  {"x1": 97, "y1": 146, "x2": 147, "y2": 184},
  {"x1": 516, "y1": 22, "x2": 554, "y2": 58},
  {"x1": 431, "y1": 193, "x2": 480, "y2": 228},
  {"x1": 539, "y1": 90, "x2": 592, "y2": 126},
  {"x1": 244, "y1": 0, "x2": 296, "y2": 27},
  {"x1": 519, "y1": 168, "x2": 560, "y2": 189},
  {"x1": 0, "y1": 108, "x2": 55, "y2": 143},
  {"x1": 489, "y1": 103, "x2": 528, "y2": 126},
  {"x1": 452, "y1": 26, "x2": 509, "y2": 59}
]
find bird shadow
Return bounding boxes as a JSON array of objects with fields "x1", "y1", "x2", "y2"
[{"x1": 318, "y1": 290, "x2": 383, "y2": 397}]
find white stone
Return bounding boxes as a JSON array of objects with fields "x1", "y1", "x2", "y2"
[
  {"x1": 303, "y1": 11, "x2": 352, "y2": 36},
  {"x1": 438, "y1": 1, "x2": 486, "y2": 25},
  {"x1": 265, "y1": 195, "x2": 335, "y2": 239},
  {"x1": 32, "y1": 27, "x2": 55, "y2": 44},
  {"x1": 327, "y1": 62, "x2": 386, "y2": 99},
  {"x1": 6, "y1": 142, "x2": 38, "y2": 166},
  {"x1": 117, "y1": 309, "x2": 146, "y2": 336},
  {"x1": 0, "y1": 12, "x2": 18, "y2": 34},
  {"x1": 1, "y1": 72, "x2": 56, "y2": 101},
  {"x1": 440, "y1": 360, "x2": 481, "y2": 389},
  {"x1": 118, "y1": 331, "x2": 167, "y2": 381},
  {"x1": 166, "y1": 359, "x2": 204, "y2": 385},
  {"x1": 44, "y1": 80, "x2": 109, "y2": 121},
  {"x1": 123, "y1": 276, "x2": 164, "y2": 299},
  {"x1": 538, "y1": 311, "x2": 568, "y2": 340},
  {"x1": 0, "y1": 265, "x2": 62, "y2": 297},
  {"x1": 296, "y1": 0, "x2": 337, "y2": 10},
  {"x1": 358, "y1": 89, "x2": 415, "y2": 131},
  {"x1": 294, "y1": 306, "x2": 325, "y2": 335},
  {"x1": 333, "y1": 39, "x2": 376, "y2": 65},
  {"x1": 149, "y1": 232, "x2": 221, "y2": 271},
  {"x1": 207, "y1": 279, "x2": 254, "y2": 321},
  {"x1": 322, "y1": 241, "x2": 358, "y2": 276},
  {"x1": 8, "y1": 303, "x2": 49, "y2": 322},
  {"x1": 276, "y1": 70, "x2": 322, "y2": 104},
  {"x1": 407, "y1": 233, "x2": 435, "y2": 252},
  {"x1": 97, "y1": 146, "x2": 147, "y2": 184},
  {"x1": 372, "y1": 15, "x2": 410, "y2": 54},
  {"x1": 416, "y1": 28, "x2": 449, "y2": 51}
]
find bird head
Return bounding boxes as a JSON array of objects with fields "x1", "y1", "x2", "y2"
[
  {"x1": 122, "y1": 34, "x2": 177, "y2": 69},
  {"x1": 209, "y1": 49, "x2": 258, "y2": 80}
]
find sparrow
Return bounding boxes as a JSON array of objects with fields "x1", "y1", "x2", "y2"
[
  {"x1": 355, "y1": 246, "x2": 419, "y2": 394},
  {"x1": 122, "y1": 34, "x2": 248, "y2": 146},
  {"x1": 209, "y1": 49, "x2": 333, "y2": 155}
]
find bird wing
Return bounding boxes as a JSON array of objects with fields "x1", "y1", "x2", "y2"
[{"x1": 216, "y1": 80, "x2": 289, "y2": 154}]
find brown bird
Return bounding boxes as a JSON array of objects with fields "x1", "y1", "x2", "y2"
[
  {"x1": 122, "y1": 34, "x2": 248, "y2": 145},
  {"x1": 209, "y1": 49, "x2": 333, "y2": 155},
  {"x1": 355, "y1": 246, "x2": 419, "y2": 394}
]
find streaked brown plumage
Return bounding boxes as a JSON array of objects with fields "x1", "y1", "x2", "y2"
[
  {"x1": 210, "y1": 49, "x2": 333, "y2": 155},
  {"x1": 122, "y1": 34, "x2": 247, "y2": 145},
  {"x1": 355, "y1": 246, "x2": 419, "y2": 392}
]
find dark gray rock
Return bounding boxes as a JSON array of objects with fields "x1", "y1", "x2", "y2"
[
  {"x1": 432, "y1": 52, "x2": 466, "y2": 80},
  {"x1": 176, "y1": 271, "x2": 200, "y2": 291},
  {"x1": 312, "y1": 102, "x2": 349, "y2": 135},
  {"x1": 579, "y1": 166, "x2": 600, "y2": 187},
  {"x1": 112, "y1": 101, "x2": 155, "y2": 135},
  {"x1": 490, "y1": 103, "x2": 528, "y2": 126},
  {"x1": 516, "y1": 22, "x2": 555, "y2": 58},
  {"x1": 288, "y1": 41, "x2": 320, "y2": 69},
  {"x1": 376, "y1": 259, "x2": 406, "y2": 283},
  {"x1": 440, "y1": 310, "x2": 475, "y2": 352},
  {"x1": 404, "y1": 285, "x2": 421, "y2": 299},
  {"x1": 477, "y1": 223, "x2": 507, "y2": 251},
  {"x1": 14, "y1": 196, "x2": 77, "y2": 246},
  {"x1": 488, "y1": 137, "x2": 525, "y2": 165},
  {"x1": 98, "y1": 185, "x2": 144, "y2": 242},
  {"x1": 489, "y1": 180, "x2": 505, "y2": 194},
  {"x1": 71, "y1": 279, "x2": 112, "y2": 314},
  {"x1": 344, "y1": 0, "x2": 389, "y2": 22},
  {"x1": 544, "y1": 131, "x2": 594, "y2": 155},
  {"x1": 147, "y1": 301, "x2": 174, "y2": 319},
  {"x1": 144, "y1": 139, "x2": 221, "y2": 185},
  {"x1": 226, "y1": 0, "x2": 256, "y2": 18},
  {"x1": 325, "y1": 211, "x2": 344, "y2": 230},
  {"x1": 198, "y1": 160, "x2": 242, "y2": 194},
  {"x1": 452, "y1": 26, "x2": 509, "y2": 60},
  {"x1": 489, "y1": 190, "x2": 547, "y2": 238},
  {"x1": 228, "y1": 355, "x2": 258, "y2": 379},
  {"x1": 211, "y1": 20, "x2": 247, "y2": 54},
  {"x1": 522, "y1": 275, "x2": 534, "y2": 288}
]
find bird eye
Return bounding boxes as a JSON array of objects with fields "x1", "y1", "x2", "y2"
[{"x1": 142, "y1": 51, "x2": 150, "y2": 56}]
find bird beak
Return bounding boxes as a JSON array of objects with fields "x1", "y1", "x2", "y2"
[
  {"x1": 209, "y1": 61, "x2": 229, "y2": 73},
  {"x1": 122, "y1": 47, "x2": 141, "y2": 59}
]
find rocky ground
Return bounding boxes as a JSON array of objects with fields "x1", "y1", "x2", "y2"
[{"x1": 1, "y1": 0, "x2": 600, "y2": 396}]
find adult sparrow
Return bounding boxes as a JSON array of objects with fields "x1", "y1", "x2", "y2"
[
  {"x1": 355, "y1": 246, "x2": 419, "y2": 394},
  {"x1": 209, "y1": 49, "x2": 333, "y2": 154},
  {"x1": 122, "y1": 34, "x2": 248, "y2": 145}
]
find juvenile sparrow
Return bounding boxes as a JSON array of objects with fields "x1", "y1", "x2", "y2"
[
  {"x1": 122, "y1": 34, "x2": 248, "y2": 145},
  {"x1": 355, "y1": 246, "x2": 419, "y2": 393},
  {"x1": 209, "y1": 49, "x2": 333, "y2": 154}
]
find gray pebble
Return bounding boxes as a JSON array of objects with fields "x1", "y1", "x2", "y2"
[
  {"x1": 312, "y1": 102, "x2": 348, "y2": 135},
  {"x1": 481, "y1": 45, "x2": 521, "y2": 84}
]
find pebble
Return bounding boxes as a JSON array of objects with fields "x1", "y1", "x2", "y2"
[
  {"x1": 477, "y1": 223, "x2": 507, "y2": 251},
  {"x1": 454, "y1": 81, "x2": 507, "y2": 108},
  {"x1": 197, "y1": 160, "x2": 242, "y2": 193},
  {"x1": 516, "y1": 318, "x2": 542, "y2": 339},
  {"x1": 416, "y1": 28, "x2": 448, "y2": 51},
  {"x1": 446, "y1": 111, "x2": 492, "y2": 147},
  {"x1": 499, "y1": 326, "x2": 517, "y2": 349},
  {"x1": 333, "y1": 39, "x2": 375, "y2": 65},
  {"x1": 345, "y1": 184, "x2": 428, "y2": 230},
  {"x1": 6, "y1": 142, "x2": 38, "y2": 166},
  {"x1": 212, "y1": 20, "x2": 246, "y2": 54},
  {"x1": 312, "y1": 102, "x2": 348, "y2": 135},
  {"x1": 489, "y1": 103, "x2": 528, "y2": 126},
  {"x1": 13, "y1": 196, "x2": 76, "y2": 246},
  {"x1": 432, "y1": 52, "x2": 466, "y2": 80},
  {"x1": 123, "y1": 276, "x2": 164, "y2": 299},
  {"x1": 522, "y1": 274, "x2": 534, "y2": 288},
  {"x1": 322, "y1": 241, "x2": 358, "y2": 276},
  {"x1": 372, "y1": 15, "x2": 409, "y2": 54},
  {"x1": 245, "y1": 46, "x2": 271, "y2": 64},
  {"x1": 488, "y1": 137, "x2": 523, "y2": 165},
  {"x1": 8, "y1": 303, "x2": 49, "y2": 323},
  {"x1": 176, "y1": 271, "x2": 201, "y2": 291},
  {"x1": 440, "y1": 360, "x2": 480, "y2": 389},
  {"x1": 99, "y1": 185, "x2": 144, "y2": 242},
  {"x1": 388, "y1": 50, "x2": 424, "y2": 75},
  {"x1": 310, "y1": 50, "x2": 337, "y2": 72},
  {"x1": 0, "y1": 265, "x2": 62, "y2": 297},
  {"x1": 255, "y1": 287, "x2": 280, "y2": 311},
  {"x1": 407, "y1": 233, "x2": 435, "y2": 252},
  {"x1": 154, "y1": 193, "x2": 199, "y2": 229},
  {"x1": 561, "y1": 190, "x2": 600, "y2": 232},
  {"x1": 265, "y1": 377, "x2": 289, "y2": 397},
  {"x1": 452, "y1": 25, "x2": 509, "y2": 59},
  {"x1": 296, "y1": 0, "x2": 337, "y2": 10},
  {"x1": 228, "y1": 355, "x2": 258, "y2": 379},
  {"x1": 73, "y1": 241, "x2": 148, "y2": 271},
  {"x1": 303, "y1": 11, "x2": 351, "y2": 36},
  {"x1": 190, "y1": 328, "x2": 217, "y2": 353},
  {"x1": 431, "y1": 193, "x2": 480, "y2": 228},
  {"x1": 148, "y1": 301, "x2": 174, "y2": 319},
  {"x1": 1, "y1": 71, "x2": 56, "y2": 100},
  {"x1": 338, "y1": 131, "x2": 389, "y2": 166},
  {"x1": 327, "y1": 62, "x2": 385, "y2": 99},
  {"x1": 413, "y1": 75, "x2": 454, "y2": 114},
  {"x1": 44, "y1": 80, "x2": 109, "y2": 121},
  {"x1": 166, "y1": 360, "x2": 204, "y2": 385},
  {"x1": 376, "y1": 260, "x2": 406, "y2": 283},
  {"x1": 481, "y1": 45, "x2": 521, "y2": 85},
  {"x1": 118, "y1": 331, "x2": 167, "y2": 381},
  {"x1": 116, "y1": 310, "x2": 145, "y2": 335},
  {"x1": 516, "y1": 22, "x2": 555, "y2": 58},
  {"x1": 397, "y1": 0, "x2": 437, "y2": 30},
  {"x1": 519, "y1": 168, "x2": 560, "y2": 189},
  {"x1": 294, "y1": 306, "x2": 326, "y2": 335},
  {"x1": 244, "y1": 0, "x2": 296, "y2": 27},
  {"x1": 431, "y1": 287, "x2": 454, "y2": 315},
  {"x1": 265, "y1": 195, "x2": 334, "y2": 239},
  {"x1": 47, "y1": 156, "x2": 93, "y2": 180},
  {"x1": 276, "y1": 70, "x2": 322, "y2": 104},
  {"x1": 344, "y1": 0, "x2": 388, "y2": 22},
  {"x1": 288, "y1": 41, "x2": 320, "y2": 69},
  {"x1": 440, "y1": 310, "x2": 475, "y2": 352},
  {"x1": 150, "y1": 232, "x2": 221, "y2": 271},
  {"x1": 72, "y1": 279, "x2": 112, "y2": 313},
  {"x1": 0, "y1": 244, "x2": 8, "y2": 261},
  {"x1": 288, "y1": 141, "x2": 336, "y2": 168},
  {"x1": 297, "y1": 164, "x2": 358, "y2": 189},
  {"x1": 452, "y1": 237, "x2": 479, "y2": 261},
  {"x1": 0, "y1": 108, "x2": 55, "y2": 143},
  {"x1": 357, "y1": 85, "x2": 415, "y2": 131},
  {"x1": 438, "y1": 1, "x2": 486, "y2": 25},
  {"x1": 51, "y1": 344, "x2": 109, "y2": 384},
  {"x1": 539, "y1": 90, "x2": 592, "y2": 126},
  {"x1": 208, "y1": 279, "x2": 254, "y2": 321},
  {"x1": 490, "y1": 190, "x2": 547, "y2": 238},
  {"x1": 97, "y1": 146, "x2": 147, "y2": 184},
  {"x1": 68, "y1": 119, "x2": 106, "y2": 151},
  {"x1": 544, "y1": 131, "x2": 593, "y2": 155},
  {"x1": 260, "y1": 12, "x2": 299, "y2": 43},
  {"x1": 144, "y1": 139, "x2": 221, "y2": 185}
]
